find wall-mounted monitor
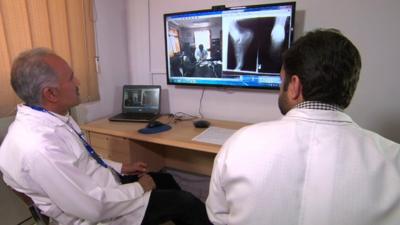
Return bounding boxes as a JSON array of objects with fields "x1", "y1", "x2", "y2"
[{"x1": 164, "y1": 2, "x2": 296, "y2": 89}]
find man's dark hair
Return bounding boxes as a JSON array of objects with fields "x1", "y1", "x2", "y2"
[{"x1": 282, "y1": 28, "x2": 362, "y2": 109}]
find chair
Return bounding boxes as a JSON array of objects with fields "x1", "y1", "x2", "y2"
[
  {"x1": 0, "y1": 171, "x2": 49, "y2": 225},
  {"x1": 11, "y1": 189, "x2": 50, "y2": 225}
]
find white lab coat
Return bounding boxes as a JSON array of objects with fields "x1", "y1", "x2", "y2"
[
  {"x1": 206, "y1": 108, "x2": 400, "y2": 225},
  {"x1": 0, "y1": 105, "x2": 150, "y2": 225},
  {"x1": 195, "y1": 48, "x2": 208, "y2": 62}
]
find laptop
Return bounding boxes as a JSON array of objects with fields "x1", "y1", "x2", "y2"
[{"x1": 109, "y1": 85, "x2": 161, "y2": 122}]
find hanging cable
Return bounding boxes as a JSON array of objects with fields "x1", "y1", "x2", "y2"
[{"x1": 198, "y1": 88, "x2": 205, "y2": 118}]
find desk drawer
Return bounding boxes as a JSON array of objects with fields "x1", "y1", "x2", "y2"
[
  {"x1": 85, "y1": 131, "x2": 164, "y2": 170},
  {"x1": 88, "y1": 132, "x2": 108, "y2": 149},
  {"x1": 87, "y1": 132, "x2": 130, "y2": 163},
  {"x1": 95, "y1": 147, "x2": 111, "y2": 159},
  {"x1": 89, "y1": 132, "x2": 129, "y2": 152}
]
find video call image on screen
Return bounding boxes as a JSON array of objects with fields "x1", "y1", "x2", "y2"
[
  {"x1": 124, "y1": 89, "x2": 159, "y2": 109},
  {"x1": 164, "y1": 2, "x2": 295, "y2": 89}
]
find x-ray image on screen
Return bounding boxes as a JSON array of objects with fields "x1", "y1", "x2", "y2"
[
  {"x1": 142, "y1": 90, "x2": 159, "y2": 106},
  {"x1": 224, "y1": 16, "x2": 290, "y2": 75}
]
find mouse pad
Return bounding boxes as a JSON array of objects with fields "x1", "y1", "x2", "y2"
[{"x1": 138, "y1": 124, "x2": 171, "y2": 134}]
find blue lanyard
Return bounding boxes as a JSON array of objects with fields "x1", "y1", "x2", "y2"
[{"x1": 28, "y1": 105, "x2": 110, "y2": 169}]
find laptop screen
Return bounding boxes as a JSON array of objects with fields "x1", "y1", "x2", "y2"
[{"x1": 122, "y1": 85, "x2": 161, "y2": 113}]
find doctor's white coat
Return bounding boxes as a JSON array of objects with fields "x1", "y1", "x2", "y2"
[{"x1": 207, "y1": 108, "x2": 400, "y2": 225}]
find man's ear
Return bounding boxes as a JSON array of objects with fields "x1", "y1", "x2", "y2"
[
  {"x1": 287, "y1": 75, "x2": 303, "y2": 102},
  {"x1": 42, "y1": 87, "x2": 59, "y2": 103}
]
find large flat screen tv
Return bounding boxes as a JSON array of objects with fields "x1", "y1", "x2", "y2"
[{"x1": 164, "y1": 2, "x2": 295, "y2": 89}]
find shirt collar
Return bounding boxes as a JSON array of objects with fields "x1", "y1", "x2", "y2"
[
  {"x1": 295, "y1": 101, "x2": 343, "y2": 112},
  {"x1": 17, "y1": 104, "x2": 72, "y2": 126}
]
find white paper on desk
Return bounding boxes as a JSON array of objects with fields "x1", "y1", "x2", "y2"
[{"x1": 192, "y1": 126, "x2": 237, "y2": 145}]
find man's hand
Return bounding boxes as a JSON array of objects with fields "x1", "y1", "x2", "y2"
[
  {"x1": 138, "y1": 174, "x2": 156, "y2": 192},
  {"x1": 121, "y1": 162, "x2": 148, "y2": 175}
]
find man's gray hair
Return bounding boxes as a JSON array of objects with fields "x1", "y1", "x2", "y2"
[{"x1": 10, "y1": 48, "x2": 59, "y2": 105}]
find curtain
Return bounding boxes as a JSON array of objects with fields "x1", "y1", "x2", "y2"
[{"x1": 0, "y1": 0, "x2": 99, "y2": 118}]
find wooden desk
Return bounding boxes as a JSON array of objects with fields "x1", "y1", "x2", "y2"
[{"x1": 81, "y1": 116, "x2": 249, "y2": 175}]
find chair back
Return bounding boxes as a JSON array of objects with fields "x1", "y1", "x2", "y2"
[{"x1": 11, "y1": 189, "x2": 50, "y2": 225}]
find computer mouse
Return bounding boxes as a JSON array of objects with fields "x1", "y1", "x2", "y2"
[
  {"x1": 146, "y1": 120, "x2": 164, "y2": 128},
  {"x1": 193, "y1": 120, "x2": 210, "y2": 128}
]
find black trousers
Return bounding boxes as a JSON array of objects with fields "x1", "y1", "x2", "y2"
[{"x1": 119, "y1": 172, "x2": 212, "y2": 225}]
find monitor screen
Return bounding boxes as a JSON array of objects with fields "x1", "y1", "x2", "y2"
[
  {"x1": 164, "y1": 2, "x2": 295, "y2": 89},
  {"x1": 122, "y1": 85, "x2": 161, "y2": 113}
]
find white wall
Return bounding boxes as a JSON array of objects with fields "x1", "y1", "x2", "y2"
[
  {"x1": 126, "y1": 0, "x2": 152, "y2": 85},
  {"x1": 75, "y1": 0, "x2": 131, "y2": 123},
  {"x1": 124, "y1": 0, "x2": 400, "y2": 142}
]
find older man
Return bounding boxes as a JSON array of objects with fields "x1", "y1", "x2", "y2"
[{"x1": 0, "y1": 48, "x2": 212, "y2": 225}]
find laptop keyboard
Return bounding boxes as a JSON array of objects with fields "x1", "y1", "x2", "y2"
[{"x1": 123, "y1": 113, "x2": 157, "y2": 120}]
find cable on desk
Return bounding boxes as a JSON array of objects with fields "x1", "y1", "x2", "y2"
[{"x1": 169, "y1": 112, "x2": 199, "y2": 123}]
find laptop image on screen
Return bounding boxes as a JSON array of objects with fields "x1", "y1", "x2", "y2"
[{"x1": 109, "y1": 85, "x2": 161, "y2": 122}]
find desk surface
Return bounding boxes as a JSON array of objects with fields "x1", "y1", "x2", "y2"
[{"x1": 81, "y1": 116, "x2": 250, "y2": 154}]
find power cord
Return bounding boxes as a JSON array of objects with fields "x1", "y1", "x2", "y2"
[
  {"x1": 198, "y1": 88, "x2": 205, "y2": 118},
  {"x1": 164, "y1": 87, "x2": 206, "y2": 124},
  {"x1": 168, "y1": 112, "x2": 198, "y2": 124}
]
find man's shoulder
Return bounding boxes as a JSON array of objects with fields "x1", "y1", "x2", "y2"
[
  {"x1": 226, "y1": 119, "x2": 291, "y2": 144},
  {"x1": 239, "y1": 119, "x2": 291, "y2": 133},
  {"x1": 2, "y1": 117, "x2": 61, "y2": 156},
  {"x1": 360, "y1": 128, "x2": 400, "y2": 151},
  {"x1": 11, "y1": 115, "x2": 57, "y2": 135}
]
